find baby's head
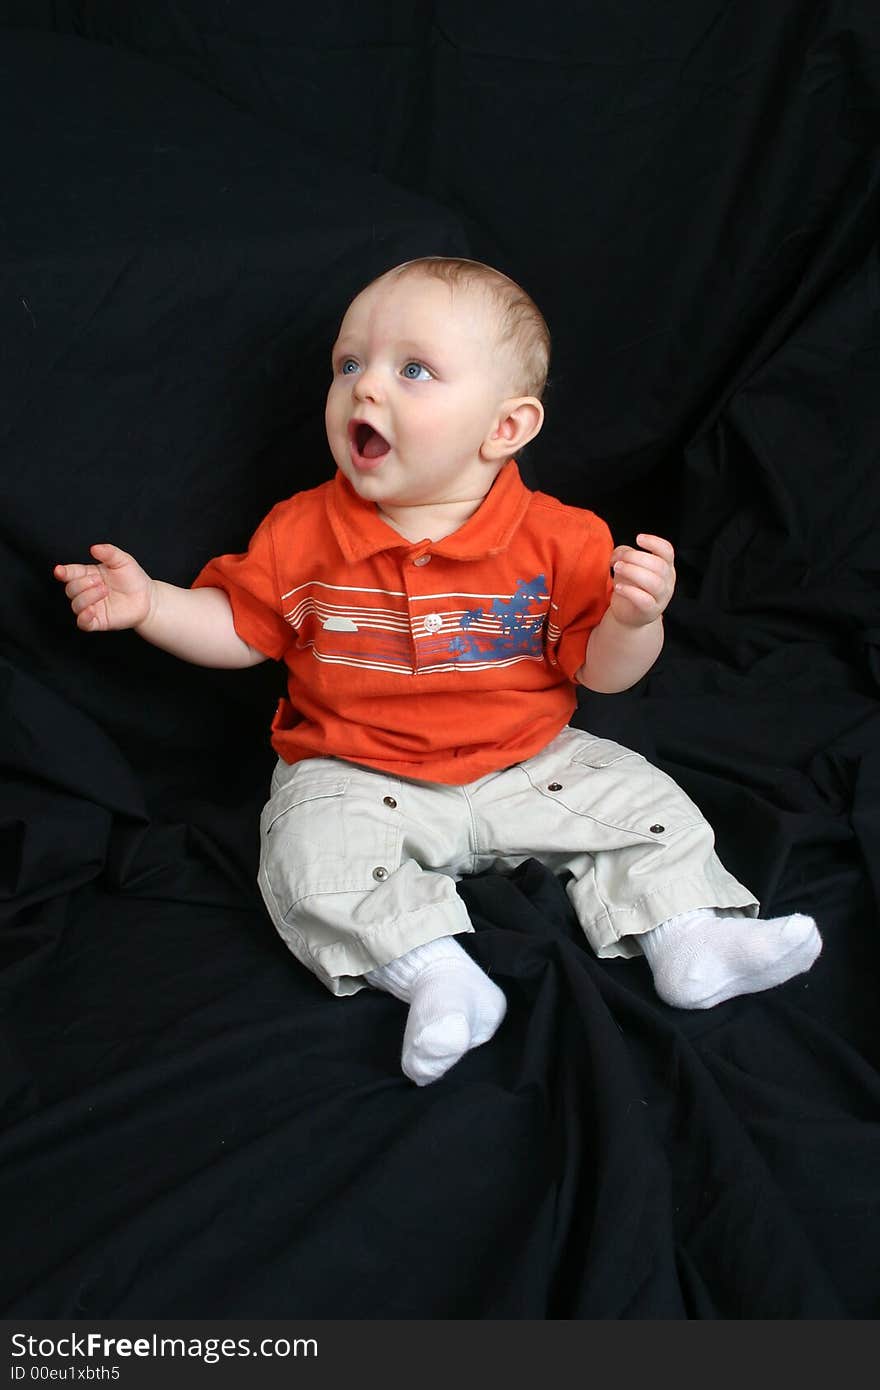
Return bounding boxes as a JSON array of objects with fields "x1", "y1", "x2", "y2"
[{"x1": 325, "y1": 257, "x2": 550, "y2": 515}]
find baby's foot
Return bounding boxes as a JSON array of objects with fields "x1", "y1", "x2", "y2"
[
  {"x1": 366, "y1": 936, "x2": 507, "y2": 1085},
  {"x1": 640, "y1": 909, "x2": 821, "y2": 1009}
]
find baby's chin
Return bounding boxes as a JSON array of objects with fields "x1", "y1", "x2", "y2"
[{"x1": 346, "y1": 472, "x2": 427, "y2": 509}]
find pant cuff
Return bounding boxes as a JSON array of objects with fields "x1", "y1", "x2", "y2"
[
  {"x1": 310, "y1": 901, "x2": 475, "y2": 996},
  {"x1": 575, "y1": 872, "x2": 760, "y2": 960}
]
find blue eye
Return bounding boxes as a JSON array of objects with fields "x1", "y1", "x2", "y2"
[
  {"x1": 402, "y1": 361, "x2": 431, "y2": 380},
  {"x1": 340, "y1": 359, "x2": 359, "y2": 375}
]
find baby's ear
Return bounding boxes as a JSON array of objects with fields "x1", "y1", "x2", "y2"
[{"x1": 481, "y1": 397, "x2": 544, "y2": 461}]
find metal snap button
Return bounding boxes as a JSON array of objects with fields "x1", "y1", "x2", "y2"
[
  {"x1": 548, "y1": 782, "x2": 563, "y2": 791},
  {"x1": 372, "y1": 866, "x2": 389, "y2": 881},
  {"x1": 649, "y1": 823, "x2": 665, "y2": 834},
  {"x1": 412, "y1": 553, "x2": 431, "y2": 566},
  {"x1": 383, "y1": 796, "x2": 397, "y2": 808}
]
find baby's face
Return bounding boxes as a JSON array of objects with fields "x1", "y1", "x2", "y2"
[{"x1": 325, "y1": 274, "x2": 515, "y2": 513}]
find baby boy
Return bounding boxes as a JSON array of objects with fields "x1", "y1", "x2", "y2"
[{"x1": 54, "y1": 257, "x2": 822, "y2": 1085}]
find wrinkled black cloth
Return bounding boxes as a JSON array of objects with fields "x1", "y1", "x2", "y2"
[{"x1": 1, "y1": 2, "x2": 878, "y2": 1318}]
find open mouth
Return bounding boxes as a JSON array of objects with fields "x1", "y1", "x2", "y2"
[{"x1": 349, "y1": 420, "x2": 391, "y2": 465}]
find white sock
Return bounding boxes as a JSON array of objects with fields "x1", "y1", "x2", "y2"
[
  {"x1": 365, "y1": 936, "x2": 507, "y2": 1086},
  {"x1": 640, "y1": 908, "x2": 822, "y2": 1010}
]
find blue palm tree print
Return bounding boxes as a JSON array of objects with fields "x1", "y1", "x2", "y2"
[{"x1": 451, "y1": 575, "x2": 548, "y2": 663}]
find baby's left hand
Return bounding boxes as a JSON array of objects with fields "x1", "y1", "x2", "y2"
[{"x1": 609, "y1": 534, "x2": 676, "y2": 627}]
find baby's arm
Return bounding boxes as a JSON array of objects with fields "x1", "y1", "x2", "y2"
[
  {"x1": 53, "y1": 542, "x2": 268, "y2": 669},
  {"x1": 576, "y1": 534, "x2": 674, "y2": 693}
]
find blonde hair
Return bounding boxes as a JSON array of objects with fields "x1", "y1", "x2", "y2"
[{"x1": 371, "y1": 256, "x2": 551, "y2": 400}]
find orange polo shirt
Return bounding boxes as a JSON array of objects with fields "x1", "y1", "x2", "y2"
[{"x1": 191, "y1": 459, "x2": 614, "y2": 784}]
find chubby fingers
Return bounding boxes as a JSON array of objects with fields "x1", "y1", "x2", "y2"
[
  {"x1": 53, "y1": 562, "x2": 88, "y2": 583},
  {"x1": 52, "y1": 562, "x2": 107, "y2": 628},
  {"x1": 610, "y1": 533, "x2": 676, "y2": 610},
  {"x1": 55, "y1": 567, "x2": 96, "y2": 592},
  {"x1": 634, "y1": 533, "x2": 674, "y2": 563},
  {"x1": 610, "y1": 534, "x2": 675, "y2": 567},
  {"x1": 70, "y1": 581, "x2": 107, "y2": 618},
  {"x1": 54, "y1": 564, "x2": 104, "y2": 599},
  {"x1": 53, "y1": 545, "x2": 126, "y2": 582}
]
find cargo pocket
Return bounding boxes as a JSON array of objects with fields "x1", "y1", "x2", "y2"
[
  {"x1": 259, "y1": 767, "x2": 401, "y2": 915},
  {"x1": 568, "y1": 736, "x2": 706, "y2": 839},
  {"x1": 519, "y1": 733, "x2": 705, "y2": 841}
]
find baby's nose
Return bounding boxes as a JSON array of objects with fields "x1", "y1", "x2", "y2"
[{"x1": 353, "y1": 365, "x2": 382, "y2": 401}]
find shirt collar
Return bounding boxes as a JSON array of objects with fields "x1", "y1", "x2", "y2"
[{"x1": 326, "y1": 459, "x2": 534, "y2": 564}]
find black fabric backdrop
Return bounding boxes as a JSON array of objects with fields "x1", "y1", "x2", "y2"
[{"x1": 1, "y1": 2, "x2": 879, "y2": 1318}]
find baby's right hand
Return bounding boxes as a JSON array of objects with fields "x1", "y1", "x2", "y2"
[{"x1": 53, "y1": 543, "x2": 153, "y2": 633}]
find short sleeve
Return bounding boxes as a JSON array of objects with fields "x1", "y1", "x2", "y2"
[
  {"x1": 550, "y1": 512, "x2": 615, "y2": 681},
  {"x1": 191, "y1": 505, "x2": 292, "y2": 662}
]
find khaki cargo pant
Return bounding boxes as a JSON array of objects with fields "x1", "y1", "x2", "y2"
[{"x1": 257, "y1": 726, "x2": 758, "y2": 996}]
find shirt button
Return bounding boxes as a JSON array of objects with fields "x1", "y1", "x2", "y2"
[
  {"x1": 650, "y1": 823, "x2": 665, "y2": 834},
  {"x1": 372, "y1": 866, "x2": 389, "y2": 881},
  {"x1": 548, "y1": 782, "x2": 563, "y2": 791},
  {"x1": 383, "y1": 796, "x2": 397, "y2": 808},
  {"x1": 424, "y1": 613, "x2": 443, "y2": 633},
  {"x1": 412, "y1": 553, "x2": 431, "y2": 566}
]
